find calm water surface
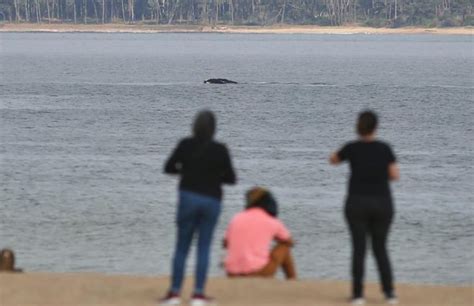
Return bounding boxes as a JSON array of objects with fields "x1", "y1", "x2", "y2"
[{"x1": 0, "y1": 33, "x2": 473, "y2": 284}]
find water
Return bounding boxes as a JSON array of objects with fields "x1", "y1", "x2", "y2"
[{"x1": 1, "y1": 33, "x2": 473, "y2": 285}]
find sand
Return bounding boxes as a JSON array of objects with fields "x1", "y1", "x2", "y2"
[
  {"x1": 0, "y1": 23, "x2": 473, "y2": 35},
  {"x1": 0, "y1": 272, "x2": 472, "y2": 306}
]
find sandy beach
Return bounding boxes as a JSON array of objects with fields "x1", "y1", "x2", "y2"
[
  {"x1": 0, "y1": 23, "x2": 473, "y2": 35},
  {"x1": 0, "y1": 272, "x2": 472, "y2": 306}
]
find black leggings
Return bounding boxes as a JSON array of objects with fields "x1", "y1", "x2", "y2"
[{"x1": 345, "y1": 195, "x2": 394, "y2": 298}]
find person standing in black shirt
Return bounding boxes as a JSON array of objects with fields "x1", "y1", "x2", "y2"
[
  {"x1": 330, "y1": 110, "x2": 400, "y2": 305},
  {"x1": 159, "y1": 110, "x2": 236, "y2": 306}
]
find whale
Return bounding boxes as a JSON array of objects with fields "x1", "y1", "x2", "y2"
[{"x1": 204, "y1": 78, "x2": 238, "y2": 84}]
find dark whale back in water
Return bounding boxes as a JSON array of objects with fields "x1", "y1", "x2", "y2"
[{"x1": 204, "y1": 78, "x2": 238, "y2": 84}]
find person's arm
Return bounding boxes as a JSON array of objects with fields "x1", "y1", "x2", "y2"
[
  {"x1": 274, "y1": 220, "x2": 294, "y2": 247},
  {"x1": 387, "y1": 144, "x2": 399, "y2": 181},
  {"x1": 220, "y1": 145, "x2": 236, "y2": 184},
  {"x1": 164, "y1": 140, "x2": 184, "y2": 174},
  {"x1": 275, "y1": 237, "x2": 295, "y2": 247},
  {"x1": 329, "y1": 151, "x2": 341, "y2": 165},
  {"x1": 330, "y1": 143, "x2": 350, "y2": 165},
  {"x1": 388, "y1": 163, "x2": 400, "y2": 181}
]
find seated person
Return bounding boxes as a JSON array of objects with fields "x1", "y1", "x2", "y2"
[
  {"x1": 0, "y1": 249, "x2": 23, "y2": 272},
  {"x1": 223, "y1": 187, "x2": 296, "y2": 279}
]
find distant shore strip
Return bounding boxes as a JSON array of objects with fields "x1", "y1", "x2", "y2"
[{"x1": 0, "y1": 24, "x2": 473, "y2": 35}]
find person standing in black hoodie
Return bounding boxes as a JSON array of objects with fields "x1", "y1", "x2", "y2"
[
  {"x1": 330, "y1": 110, "x2": 400, "y2": 305},
  {"x1": 160, "y1": 110, "x2": 236, "y2": 306}
]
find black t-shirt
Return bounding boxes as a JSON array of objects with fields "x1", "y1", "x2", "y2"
[
  {"x1": 164, "y1": 137, "x2": 236, "y2": 200},
  {"x1": 338, "y1": 140, "x2": 396, "y2": 197}
]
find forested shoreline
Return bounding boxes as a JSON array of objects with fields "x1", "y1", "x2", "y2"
[{"x1": 0, "y1": 0, "x2": 472, "y2": 27}]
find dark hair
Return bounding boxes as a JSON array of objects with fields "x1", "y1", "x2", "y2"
[
  {"x1": 193, "y1": 110, "x2": 216, "y2": 142},
  {"x1": 357, "y1": 110, "x2": 378, "y2": 136},
  {"x1": 246, "y1": 187, "x2": 278, "y2": 217}
]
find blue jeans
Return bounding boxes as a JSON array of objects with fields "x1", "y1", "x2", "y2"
[{"x1": 171, "y1": 190, "x2": 221, "y2": 295}]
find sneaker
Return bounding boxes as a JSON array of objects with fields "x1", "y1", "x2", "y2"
[
  {"x1": 158, "y1": 291, "x2": 181, "y2": 305},
  {"x1": 349, "y1": 297, "x2": 366, "y2": 305},
  {"x1": 385, "y1": 293, "x2": 399, "y2": 305},
  {"x1": 190, "y1": 293, "x2": 216, "y2": 306}
]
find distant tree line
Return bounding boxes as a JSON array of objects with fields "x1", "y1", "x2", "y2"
[{"x1": 0, "y1": 0, "x2": 472, "y2": 26}]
